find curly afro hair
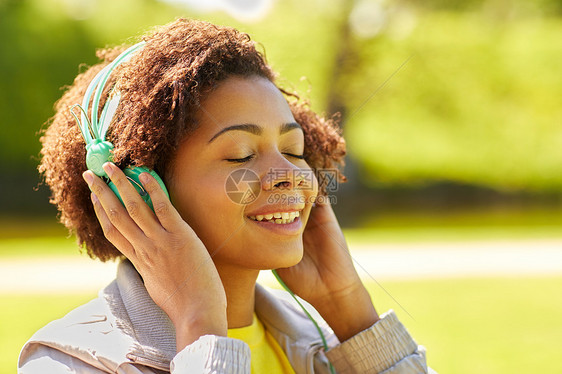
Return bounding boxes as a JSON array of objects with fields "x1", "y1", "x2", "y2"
[{"x1": 39, "y1": 18, "x2": 347, "y2": 261}]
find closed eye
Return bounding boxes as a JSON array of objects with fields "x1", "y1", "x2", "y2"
[
  {"x1": 226, "y1": 155, "x2": 254, "y2": 163},
  {"x1": 284, "y1": 153, "x2": 304, "y2": 159},
  {"x1": 226, "y1": 153, "x2": 304, "y2": 163}
]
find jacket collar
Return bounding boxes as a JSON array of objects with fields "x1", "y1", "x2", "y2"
[
  {"x1": 113, "y1": 260, "x2": 176, "y2": 370},
  {"x1": 113, "y1": 260, "x2": 334, "y2": 372}
]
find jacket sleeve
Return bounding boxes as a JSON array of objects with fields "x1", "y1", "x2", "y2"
[
  {"x1": 170, "y1": 335, "x2": 251, "y2": 374},
  {"x1": 20, "y1": 336, "x2": 251, "y2": 374},
  {"x1": 19, "y1": 344, "x2": 110, "y2": 373},
  {"x1": 324, "y1": 310, "x2": 432, "y2": 374}
]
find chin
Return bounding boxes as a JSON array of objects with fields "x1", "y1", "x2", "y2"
[
  {"x1": 263, "y1": 246, "x2": 304, "y2": 270},
  {"x1": 212, "y1": 236, "x2": 304, "y2": 271}
]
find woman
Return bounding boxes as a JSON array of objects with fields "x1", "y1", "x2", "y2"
[{"x1": 19, "y1": 18, "x2": 432, "y2": 373}]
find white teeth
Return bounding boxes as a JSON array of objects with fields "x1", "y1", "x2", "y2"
[{"x1": 249, "y1": 211, "x2": 301, "y2": 224}]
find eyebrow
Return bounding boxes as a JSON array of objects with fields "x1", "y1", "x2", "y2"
[{"x1": 208, "y1": 122, "x2": 302, "y2": 143}]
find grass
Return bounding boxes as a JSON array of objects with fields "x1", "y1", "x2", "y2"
[
  {"x1": 2, "y1": 212, "x2": 560, "y2": 372},
  {"x1": 3, "y1": 276, "x2": 561, "y2": 373},
  {"x1": 2, "y1": 206, "x2": 561, "y2": 258},
  {"x1": 1, "y1": 293, "x2": 97, "y2": 372},
  {"x1": 366, "y1": 276, "x2": 562, "y2": 373},
  {"x1": 344, "y1": 225, "x2": 562, "y2": 244},
  {"x1": 346, "y1": 206, "x2": 562, "y2": 244},
  {"x1": 0, "y1": 236, "x2": 82, "y2": 258},
  {"x1": 1, "y1": 226, "x2": 559, "y2": 259}
]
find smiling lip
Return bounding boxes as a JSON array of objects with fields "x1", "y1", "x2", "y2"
[{"x1": 246, "y1": 215, "x2": 303, "y2": 235}]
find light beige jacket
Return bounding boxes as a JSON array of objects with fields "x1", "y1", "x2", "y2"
[{"x1": 19, "y1": 261, "x2": 432, "y2": 373}]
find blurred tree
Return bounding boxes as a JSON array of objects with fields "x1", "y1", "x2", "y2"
[
  {"x1": 342, "y1": 8, "x2": 562, "y2": 193},
  {"x1": 0, "y1": 0, "x2": 561, "y2": 219},
  {"x1": 0, "y1": 0, "x2": 181, "y2": 214},
  {"x1": 0, "y1": 1, "x2": 96, "y2": 171}
]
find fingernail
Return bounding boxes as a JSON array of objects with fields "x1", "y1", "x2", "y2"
[
  {"x1": 139, "y1": 172, "x2": 150, "y2": 185},
  {"x1": 83, "y1": 171, "x2": 94, "y2": 186},
  {"x1": 103, "y1": 162, "x2": 114, "y2": 178}
]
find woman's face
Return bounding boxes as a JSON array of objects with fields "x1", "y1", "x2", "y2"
[{"x1": 168, "y1": 75, "x2": 318, "y2": 271}]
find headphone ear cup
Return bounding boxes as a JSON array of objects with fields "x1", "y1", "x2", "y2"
[
  {"x1": 86, "y1": 140, "x2": 114, "y2": 177},
  {"x1": 106, "y1": 166, "x2": 169, "y2": 212}
]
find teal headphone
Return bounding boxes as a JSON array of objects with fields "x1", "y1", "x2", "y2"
[
  {"x1": 71, "y1": 41, "x2": 169, "y2": 211},
  {"x1": 72, "y1": 41, "x2": 335, "y2": 372}
]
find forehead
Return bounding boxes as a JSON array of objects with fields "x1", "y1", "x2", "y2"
[{"x1": 194, "y1": 75, "x2": 295, "y2": 136}]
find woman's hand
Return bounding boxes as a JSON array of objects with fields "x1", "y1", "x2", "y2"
[
  {"x1": 83, "y1": 162, "x2": 227, "y2": 351},
  {"x1": 275, "y1": 197, "x2": 379, "y2": 342}
]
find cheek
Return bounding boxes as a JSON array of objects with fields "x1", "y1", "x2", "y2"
[
  {"x1": 302, "y1": 168, "x2": 319, "y2": 200},
  {"x1": 169, "y1": 173, "x2": 240, "y2": 230},
  {"x1": 311, "y1": 172, "x2": 319, "y2": 196}
]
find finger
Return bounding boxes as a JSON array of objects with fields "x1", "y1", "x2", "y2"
[
  {"x1": 139, "y1": 172, "x2": 186, "y2": 232},
  {"x1": 83, "y1": 170, "x2": 146, "y2": 244},
  {"x1": 90, "y1": 191, "x2": 136, "y2": 260},
  {"x1": 102, "y1": 163, "x2": 163, "y2": 238}
]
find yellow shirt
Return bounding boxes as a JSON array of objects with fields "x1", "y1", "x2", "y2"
[{"x1": 228, "y1": 314, "x2": 295, "y2": 374}]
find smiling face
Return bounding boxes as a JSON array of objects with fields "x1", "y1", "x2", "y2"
[{"x1": 167, "y1": 75, "x2": 318, "y2": 271}]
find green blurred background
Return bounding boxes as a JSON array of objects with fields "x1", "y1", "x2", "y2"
[{"x1": 1, "y1": 0, "x2": 561, "y2": 372}]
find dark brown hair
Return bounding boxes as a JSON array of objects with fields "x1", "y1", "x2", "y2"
[{"x1": 39, "y1": 18, "x2": 346, "y2": 261}]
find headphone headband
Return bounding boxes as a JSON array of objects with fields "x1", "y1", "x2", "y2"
[
  {"x1": 71, "y1": 41, "x2": 145, "y2": 145},
  {"x1": 70, "y1": 41, "x2": 146, "y2": 176}
]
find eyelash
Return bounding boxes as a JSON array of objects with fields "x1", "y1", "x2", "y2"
[{"x1": 226, "y1": 153, "x2": 305, "y2": 163}]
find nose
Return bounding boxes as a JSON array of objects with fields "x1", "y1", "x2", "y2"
[{"x1": 261, "y1": 156, "x2": 308, "y2": 192}]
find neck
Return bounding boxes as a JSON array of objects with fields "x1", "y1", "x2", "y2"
[{"x1": 215, "y1": 263, "x2": 259, "y2": 329}]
